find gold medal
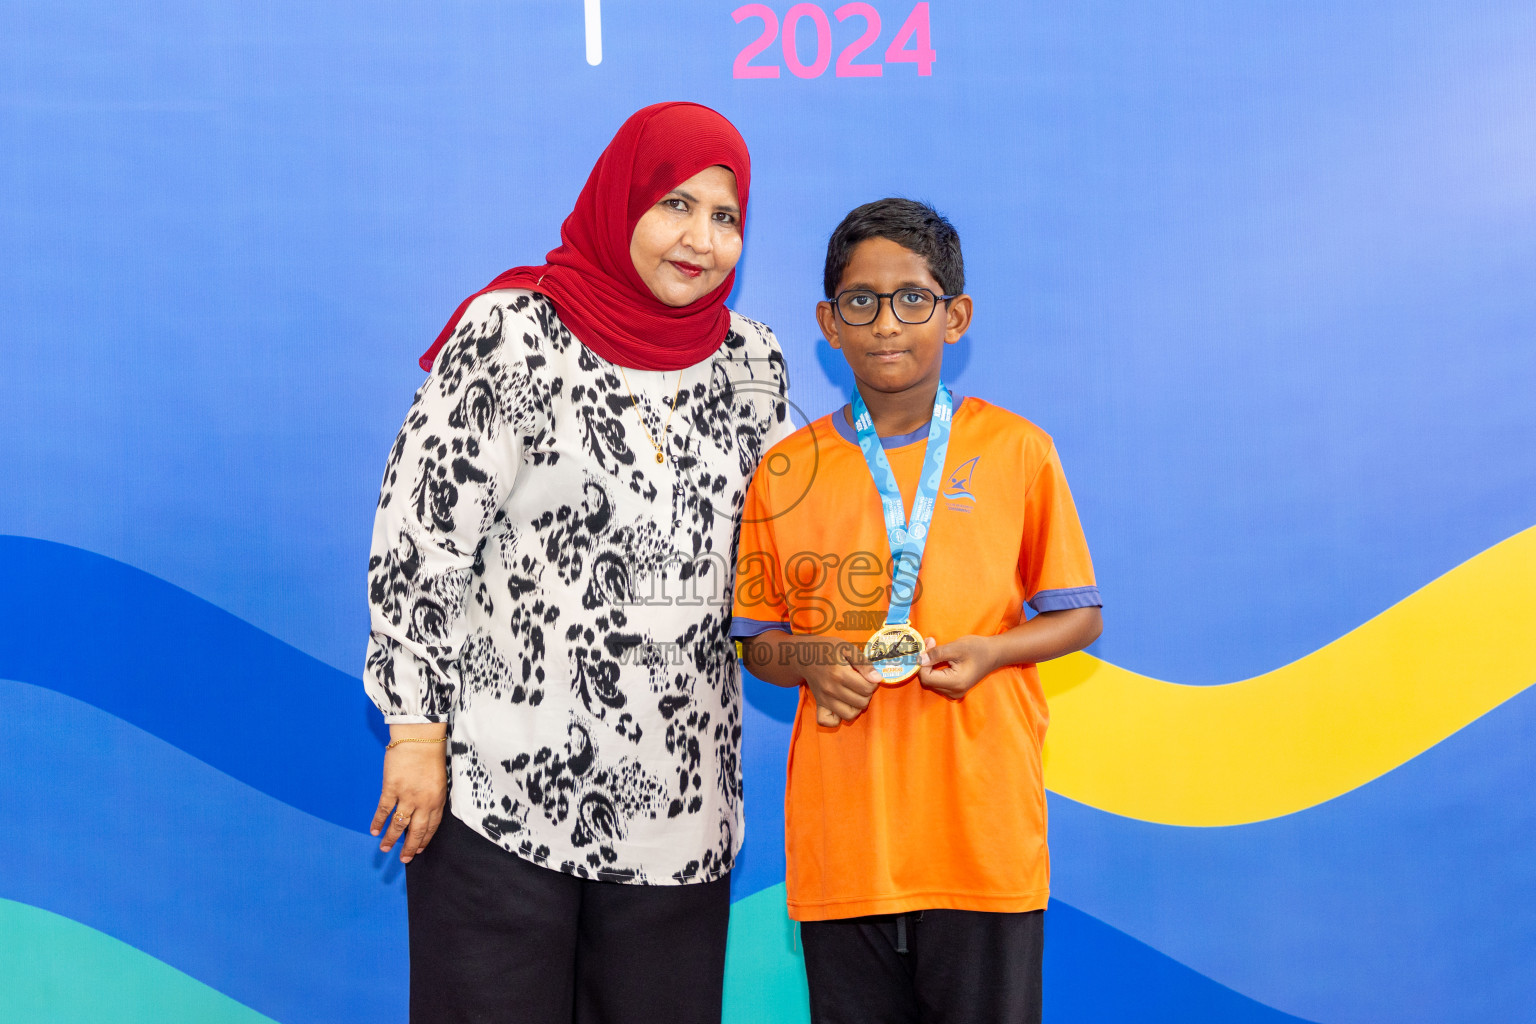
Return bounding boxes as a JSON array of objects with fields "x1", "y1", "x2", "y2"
[{"x1": 864, "y1": 622, "x2": 925, "y2": 684}]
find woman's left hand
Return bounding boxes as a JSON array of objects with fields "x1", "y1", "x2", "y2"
[{"x1": 370, "y1": 723, "x2": 449, "y2": 863}]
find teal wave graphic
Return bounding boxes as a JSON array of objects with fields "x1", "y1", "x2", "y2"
[{"x1": 0, "y1": 898, "x2": 278, "y2": 1024}]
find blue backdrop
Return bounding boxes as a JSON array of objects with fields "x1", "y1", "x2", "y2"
[{"x1": 3, "y1": 2, "x2": 1533, "y2": 1022}]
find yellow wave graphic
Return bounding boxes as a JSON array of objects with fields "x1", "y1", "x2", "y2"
[{"x1": 1041, "y1": 525, "x2": 1536, "y2": 826}]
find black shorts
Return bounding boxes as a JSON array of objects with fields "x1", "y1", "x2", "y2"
[
  {"x1": 800, "y1": 908, "x2": 1044, "y2": 1024},
  {"x1": 405, "y1": 810, "x2": 731, "y2": 1024}
]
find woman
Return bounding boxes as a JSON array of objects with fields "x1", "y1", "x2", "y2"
[{"x1": 363, "y1": 102, "x2": 788, "y2": 1023}]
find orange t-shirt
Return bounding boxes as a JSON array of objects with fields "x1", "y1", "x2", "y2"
[{"x1": 732, "y1": 397, "x2": 1100, "y2": 921}]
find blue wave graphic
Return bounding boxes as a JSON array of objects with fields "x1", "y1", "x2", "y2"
[
  {"x1": 4, "y1": 677, "x2": 406, "y2": 1024},
  {"x1": 0, "y1": 536, "x2": 385, "y2": 831},
  {"x1": 7, "y1": 537, "x2": 1529, "y2": 1021},
  {"x1": 738, "y1": 674, "x2": 1323, "y2": 1022},
  {"x1": 1043, "y1": 900, "x2": 1317, "y2": 1023},
  {"x1": 742, "y1": 669, "x2": 1536, "y2": 1021},
  {"x1": 733, "y1": 675, "x2": 798, "y2": 901},
  {"x1": 1050, "y1": 681, "x2": 1536, "y2": 1024},
  {"x1": 10, "y1": 673, "x2": 1321, "y2": 1024},
  {"x1": 725, "y1": 883, "x2": 1317, "y2": 1024}
]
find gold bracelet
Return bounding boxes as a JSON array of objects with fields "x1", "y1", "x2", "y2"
[{"x1": 386, "y1": 737, "x2": 447, "y2": 749}]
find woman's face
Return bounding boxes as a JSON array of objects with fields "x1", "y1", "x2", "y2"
[{"x1": 629, "y1": 165, "x2": 743, "y2": 307}]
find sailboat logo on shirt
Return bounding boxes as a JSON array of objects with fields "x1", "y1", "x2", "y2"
[{"x1": 942, "y1": 457, "x2": 980, "y2": 511}]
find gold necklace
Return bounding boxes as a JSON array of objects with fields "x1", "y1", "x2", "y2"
[{"x1": 617, "y1": 366, "x2": 685, "y2": 465}]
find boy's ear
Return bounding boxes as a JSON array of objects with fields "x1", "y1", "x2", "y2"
[
  {"x1": 816, "y1": 300, "x2": 843, "y2": 349},
  {"x1": 943, "y1": 294, "x2": 973, "y2": 344}
]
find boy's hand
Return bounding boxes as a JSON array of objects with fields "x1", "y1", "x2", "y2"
[
  {"x1": 802, "y1": 639, "x2": 885, "y2": 726},
  {"x1": 918, "y1": 635, "x2": 998, "y2": 701}
]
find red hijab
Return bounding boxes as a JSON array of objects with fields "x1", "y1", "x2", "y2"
[{"x1": 419, "y1": 102, "x2": 751, "y2": 372}]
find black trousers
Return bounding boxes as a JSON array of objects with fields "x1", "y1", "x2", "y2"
[
  {"x1": 800, "y1": 909, "x2": 1044, "y2": 1024},
  {"x1": 405, "y1": 810, "x2": 732, "y2": 1024}
]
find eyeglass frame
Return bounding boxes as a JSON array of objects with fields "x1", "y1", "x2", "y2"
[{"x1": 829, "y1": 287, "x2": 961, "y2": 326}]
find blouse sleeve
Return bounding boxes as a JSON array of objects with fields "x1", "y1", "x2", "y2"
[{"x1": 364, "y1": 293, "x2": 538, "y2": 723}]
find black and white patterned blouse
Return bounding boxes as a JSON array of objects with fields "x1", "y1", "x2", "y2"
[{"x1": 365, "y1": 289, "x2": 790, "y2": 884}]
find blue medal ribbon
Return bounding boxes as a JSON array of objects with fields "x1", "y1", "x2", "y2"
[{"x1": 849, "y1": 385, "x2": 953, "y2": 627}]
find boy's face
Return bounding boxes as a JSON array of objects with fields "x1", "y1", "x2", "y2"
[{"x1": 816, "y1": 237, "x2": 973, "y2": 399}]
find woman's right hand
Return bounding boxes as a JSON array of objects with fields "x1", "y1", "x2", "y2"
[{"x1": 371, "y1": 722, "x2": 449, "y2": 863}]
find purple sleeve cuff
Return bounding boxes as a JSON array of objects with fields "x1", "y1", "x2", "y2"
[
  {"x1": 1027, "y1": 585, "x2": 1103, "y2": 613},
  {"x1": 730, "y1": 617, "x2": 792, "y2": 639}
]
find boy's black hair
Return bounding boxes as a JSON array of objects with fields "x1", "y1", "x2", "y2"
[{"x1": 823, "y1": 198, "x2": 964, "y2": 298}]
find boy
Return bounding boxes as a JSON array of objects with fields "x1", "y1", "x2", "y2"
[{"x1": 731, "y1": 198, "x2": 1103, "y2": 1023}]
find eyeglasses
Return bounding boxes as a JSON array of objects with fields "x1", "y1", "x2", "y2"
[{"x1": 832, "y1": 287, "x2": 957, "y2": 326}]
